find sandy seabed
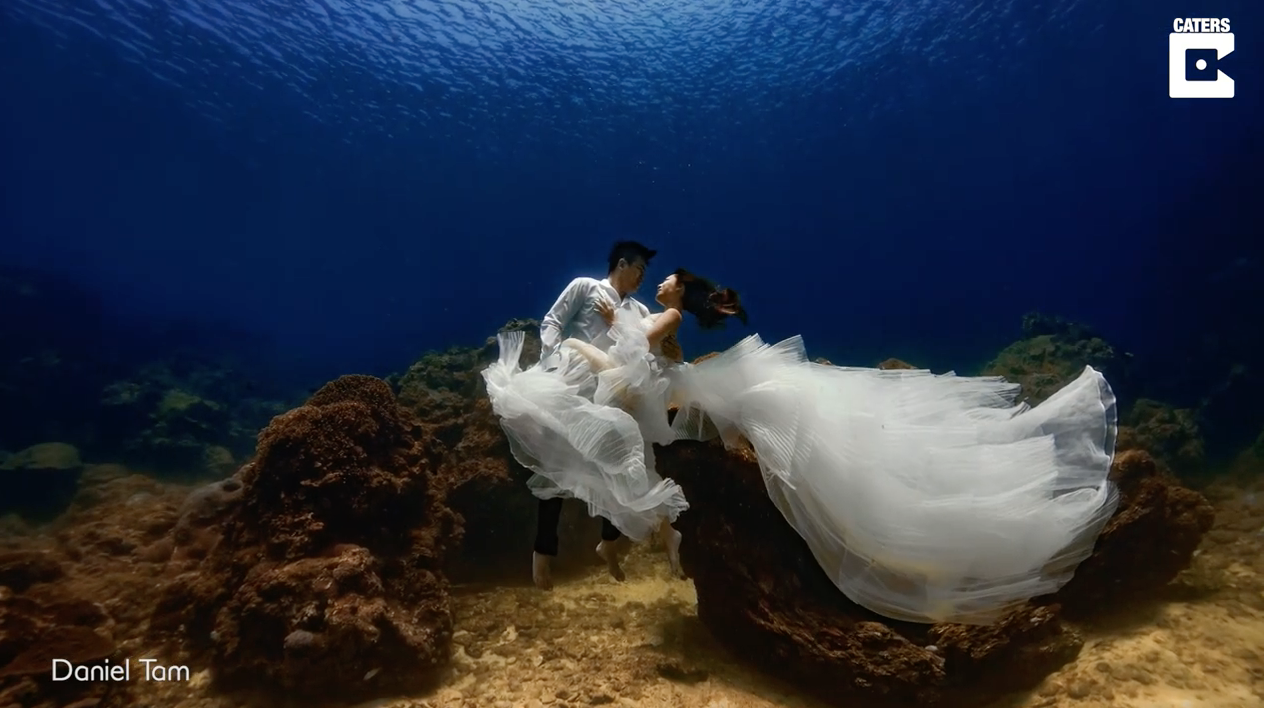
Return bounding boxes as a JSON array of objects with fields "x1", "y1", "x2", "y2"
[{"x1": 129, "y1": 500, "x2": 1264, "y2": 708}]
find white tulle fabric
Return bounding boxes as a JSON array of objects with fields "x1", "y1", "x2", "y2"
[
  {"x1": 667, "y1": 332, "x2": 1120, "y2": 625},
  {"x1": 484, "y1": 311, "x2": 1119, "y2": 625},
  {"x1": 481, "y1": 310, "x2": 687, "y2": 542}
]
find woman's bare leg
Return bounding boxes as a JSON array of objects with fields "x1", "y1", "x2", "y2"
[
  {"x1": 562, "y1": 338, "x2": 613, "y2": 372},
  {"x1": 564, "y1": 338, "x2": 638, "y2": 407}
]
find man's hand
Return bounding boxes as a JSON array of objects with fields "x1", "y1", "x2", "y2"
[
  {"x1": 660, "y1": 334, "x2": 683, "y2": 362},
  {"x1": 595, "y1": 298, "x2": 616, "y2": 327}
]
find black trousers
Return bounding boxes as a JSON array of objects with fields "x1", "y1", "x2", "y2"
[{"x1": 534, "y1": 497, "x2": 621, "y2": 556}]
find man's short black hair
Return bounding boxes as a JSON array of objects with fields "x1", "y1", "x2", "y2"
[{"x1": 607, "y1": 240, "x2": 657, "y2": 274}]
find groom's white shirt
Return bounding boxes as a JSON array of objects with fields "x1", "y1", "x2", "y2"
[{"x1": 540, "y1": 276, "x2": 650, "y2": 358}]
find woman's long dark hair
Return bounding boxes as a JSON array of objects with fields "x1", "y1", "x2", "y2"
[{"x1": 673, "y1": 268, "x2": 747, "y2": 329}]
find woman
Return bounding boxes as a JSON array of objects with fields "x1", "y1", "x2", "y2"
[{"x1": 486, "y1": 269, "x2": 1118, "y2": 626}]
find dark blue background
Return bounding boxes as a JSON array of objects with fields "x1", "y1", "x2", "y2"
[{"x1": 0, "y1": 0, "x2": 1257, "y2": 390}]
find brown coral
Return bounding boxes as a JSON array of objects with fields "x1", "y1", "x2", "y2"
[
  {"x1": 982, "y1": 328, "x2": 1124, "y2": 405},
  {"x1": 151, "y1": 375, "x2": 458, "y2": 701},
  {"x1": 877, "y1": 357, "x2": 917, "y2": 370},
  {"x1": 656, "y1": 439, "x2": 1212, "y2": 707},
  {"x1": 658, "y1": 440, "x2": 1078, "y2": 706},
  {"x1": 1116, "y1": 399, "x2": 1206, "y2": 479},
  {"x1": 234, "y1": 386, "x2": 437, "y2": 560},
  {"x1": 0, "y1": 560, "x2": 129, "y2": 708},
  {"x1": 0, "y1": 551, "x2": 64, "y2": 593},
  {"x1": 1050, "y1": 449, "x2": 1216, "y2": 618}
]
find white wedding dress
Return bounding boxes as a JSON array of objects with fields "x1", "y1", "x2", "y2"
[
  {"x1": 481, "y1": 311, "x2": 688, "y2": 543},
  {"x1": 483, "y1": 310, "x2": 1119, "y2": 625}
]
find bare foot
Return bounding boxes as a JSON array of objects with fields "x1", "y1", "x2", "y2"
[
  {"x1": 595, "y1": 540, "x2": 626, "y2": 582},
  {"x1": 661, "y1": 521, "x2": 685, "y2": 579},
  {"x1": 533, "y1": 552, "x2": 553, "y2": 590}
]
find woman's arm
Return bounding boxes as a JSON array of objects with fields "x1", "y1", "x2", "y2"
[{"x1": 646, "y1": 309, "x2": 683, "y2": 351}]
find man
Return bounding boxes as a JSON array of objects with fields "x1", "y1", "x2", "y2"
[{"x1": 531, "y1": 240, "x2": 655, "y2": 590}]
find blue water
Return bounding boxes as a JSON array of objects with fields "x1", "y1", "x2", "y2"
[{"x1": 0, "y1": 0, "x2": 1258, "y2": 387}]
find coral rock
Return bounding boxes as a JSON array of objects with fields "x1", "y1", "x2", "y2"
[
  {"x1": 1051, "y1": 449, "x2": 1216, "y2": 618},
  {"x1": 1116, "y1": 399, "x2": 1206, "y2": 479},
  {"x1": 151, "y1": 375, "x2": 458, "y2": 701},
  {"x1": 658, "y1": 441, "x2": 1081, "y2": 707},
  {"x1": 658, "y1": 438, "x2": 1212, "y2": 707},
  {"x1": 0, "y1": 581, "x2": 126, "y2": 708},
  {"x1": 0, "y1": 551, "x2": 65, "y2": 593},
  {"x1": 94, "y1": 362, "x2": 291, "y2": 475},
  {"x1": 877, "y1": 358, "x2": 917, "y2": 370},
  {"x1": 164, "y1": 475, "x2": 246, "y2": 563},
  {"x1": 982, "y1": 314, "x2": 1129, "y2": 406}
]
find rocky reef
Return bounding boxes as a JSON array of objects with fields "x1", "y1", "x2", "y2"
[
  {"x1": 0, "y1": 466, "x2": 189, "y2": 708},
  {"x1": 1116, "y1": 399, "x2": 1206, "y2": 479},
  {"x1": 0, "y1": 339, "x2": 605, "y2": 707},
  {"x1": 0, "y1": 374, "x2": 471, "y2": 707},
  {"x1": 92, "y1": 362, "x2": 287, "y2": 477},
  {"x1": 0, "y1": 312, "x2": 1234, "y2": 708},
  {"x1": 982, "y1": 313, "x2": 1219, "y2": 483},
  {"x1": 658, "y1": 437, "x2": 1214, "y2": 707},
  {"x1": 0, "y1": 552, "x2": 121, "y2": 708},
  {"x1": 984, "y1": 311, "x2": 1264, "y2": 475},
  {"x1": 150, "y1": 375, "x2": 459, "y2": 701},
  {"x1": 1052, "y1": 449, "x2": 1216, "y2": 617},
  {"x1": 638, "y1": 316, "x2": 1217, "y2": 707},
  {"x1": 981, "y1": 312, "x2": 1133, "y2": 406}
]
